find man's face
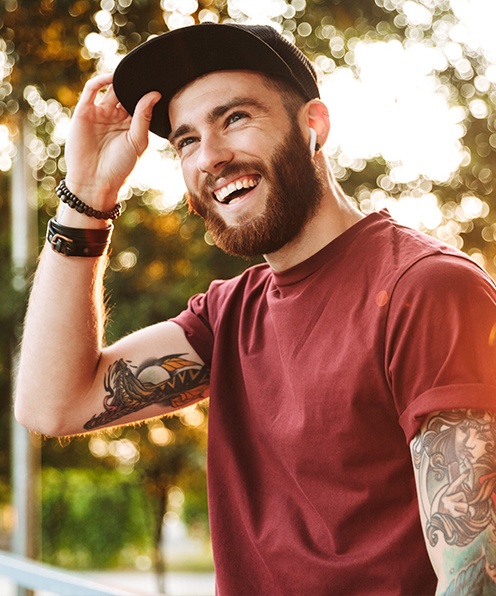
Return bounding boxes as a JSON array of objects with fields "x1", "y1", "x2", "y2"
[{"x1": 168, "y1": 71, "x2": 323, "y2": 258}]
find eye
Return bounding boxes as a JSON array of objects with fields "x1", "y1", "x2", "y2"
[
  {"x1": 176, "y1": 136, "x2": 197, "y2": 152},
  {"x1": 226, "y1": 112, "x2": 248, "y2": 126}
]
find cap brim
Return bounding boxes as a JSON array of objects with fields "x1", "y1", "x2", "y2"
[{"x1": 113, "y1": 24, "x2": 301, "y2": 139}]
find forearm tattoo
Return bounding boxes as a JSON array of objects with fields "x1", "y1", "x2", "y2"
[
  {"x1": 412, "y1": 409, "x2": 496, "y2": 594},
  {"x1": 84, "y1": 354, "x2": 210, "y2": 430}
]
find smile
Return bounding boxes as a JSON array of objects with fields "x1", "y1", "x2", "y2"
[{"x1": 213, "y1": 175, "x2": 260, "y2": 204}]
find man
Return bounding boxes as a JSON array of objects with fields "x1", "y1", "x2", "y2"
[{"x1": 15, "y1": 22, "x2": 496, "y2": 595}]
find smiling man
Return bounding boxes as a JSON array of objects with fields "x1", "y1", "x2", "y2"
[
  {"x1": 15, "y1": 22, "x2": 496, "y2": 595},
  {"x1": 169, "y1": 70, "x2": 330, "y2": 260}
]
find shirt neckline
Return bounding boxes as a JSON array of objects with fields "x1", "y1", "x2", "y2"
[{"x1": 271, "y1": 210, "x2": 389, "y2": 288}]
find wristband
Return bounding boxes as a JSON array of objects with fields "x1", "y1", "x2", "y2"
[
  {"x1": 56, "y1": 179, "x2": 122, "y2": 220},
  {"x1": 46, "y1": 217, "x2": 113, "y2": 257}
]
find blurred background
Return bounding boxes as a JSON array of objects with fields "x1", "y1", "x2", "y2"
[{"x1": 1, "y1": 0, "x2": 495, "y2": 594}]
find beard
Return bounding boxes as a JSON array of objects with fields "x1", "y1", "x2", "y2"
[{"x1": 186, "y1": 123, "x2": 325, "y2": 258}]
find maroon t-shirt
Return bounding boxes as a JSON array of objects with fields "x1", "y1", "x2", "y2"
[{"x1": 172, "y1": 210, "x2": 496, "y2": 595}]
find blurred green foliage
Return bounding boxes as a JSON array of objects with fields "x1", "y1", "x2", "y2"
[
  {"x1": 42, "y1": 466, "x2": 152, "y2": 568},
  {"x1": 1, "y1": 0, "x2": 496, "y2": 574}
]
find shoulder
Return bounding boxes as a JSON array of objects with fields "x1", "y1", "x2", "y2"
[
  {"x1": 384, "y1": 252, "x2": 496, "y2": 398},
  {"x1": 385, "y1": 252, "x2": 496, "y2": 340},
  {"x1": 181, "y1": 262, "x2": 272, "y2": 324},
  {"x1": 393, "y1": 252, "x2": 495, "y2": 304},
  {"x1": 205, "y1": 262, "x2": 272, "y2": 301},
  {"x1": 355, "y1": 211, "x2": 485, "y2": 289},
  {"x1": 362, "y1": 210, "x2": 495, "y2": 299}
]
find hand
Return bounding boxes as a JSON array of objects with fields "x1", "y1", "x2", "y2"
[
  {"x1": 438, "y1": 470, "x2": 471, "y2": 518},
  {"x1": 64, "y1": 72, "x2": 161, "y2": 205}
]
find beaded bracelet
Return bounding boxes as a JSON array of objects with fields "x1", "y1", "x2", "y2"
[{"x1": 56, "y1": 179, "x2": 122, "y2": 220}]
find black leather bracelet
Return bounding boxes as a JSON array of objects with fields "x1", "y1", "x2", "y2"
[
  {"x1": 46, "y1": 217, "x2": 113, "y2": 257},
  {"x1": 56, "y1": 179, "x2": 122, "y2": 220}
]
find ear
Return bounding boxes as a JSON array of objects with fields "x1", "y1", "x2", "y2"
[{"x1": 301, "y1": 100, "x2": 330, "y2": 152}]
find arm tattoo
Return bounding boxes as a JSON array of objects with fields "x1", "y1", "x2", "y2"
[
  {"x1": 84, "y1": 354, "x2": 210, "y2": 430},
  {"x1": 412, "y1": 409, "x2": 496, "y2": 594}
]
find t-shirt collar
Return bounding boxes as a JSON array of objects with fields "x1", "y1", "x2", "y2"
[{"x1": 271, "y1": 210, "x2": 388, "y2": 287}]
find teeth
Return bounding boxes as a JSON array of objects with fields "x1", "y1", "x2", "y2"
[{"x1": 214, "y1": 177, "x2": 259, "y2": 203}]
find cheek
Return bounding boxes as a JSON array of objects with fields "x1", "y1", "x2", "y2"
[
  {"x1": 245, "y1": 133, "x2": 275, "y2": 156},
  {"x1": 454, "y1": 428, "x2": 466, "y2": 450},
  {"x1": 474, "y1": 437, "x2": 489, "y2": 458},
  {"x1": 229, "y1": 125, "x2": 277, "y2": 153}
]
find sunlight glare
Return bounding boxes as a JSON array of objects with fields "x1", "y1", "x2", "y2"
[
  {"x1": 321, "y1": 40, "x2": 465, "y2": 183},
  {"x1": 65, "y1": 1, "x2": 495, "y2": 237},
  {"x1": 450, "y1": 0, "x2": 496, "y2": 63},
  {"x1": 368, "y1": 192, "x2": 443, "y2": 231},
  {"x1": 228, "y1": 0, "x2": 290, "y2": 21},
  {"x1": 0, "y1": 124, "x2": 14, "y2": 171},
  {"x1": 126, "y1": 139, "x2": 187, "y2": 212},
  {"x1": 402, "y1": 1, "x2": 433, "y2": 27}
]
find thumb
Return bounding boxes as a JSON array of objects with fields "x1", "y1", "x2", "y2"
[{"x1": 128, "y1": 91, "x2": 162, "y2": 156}]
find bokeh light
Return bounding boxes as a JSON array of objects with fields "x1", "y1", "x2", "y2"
[
  {"x1": 321, "y1": 39, "x2": 465, "y2": 183},
  {"x1": 450, "y1": 0, "x2": 496, "y2": 63},
  {"x1": 1, "y1": 0, "x2": 495, "y2": 262}
]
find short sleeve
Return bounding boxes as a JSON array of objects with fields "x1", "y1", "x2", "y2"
[
  {"x1": 170, "y1": 292, "x2": 215, "y2": 368},
  {"x1": 384, "y1": 254, "x2": 496, "y2": 443}
]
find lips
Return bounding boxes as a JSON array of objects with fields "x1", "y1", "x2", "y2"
[{"x1": 213, "y1": 175, "x2": 260, "y2": 204}]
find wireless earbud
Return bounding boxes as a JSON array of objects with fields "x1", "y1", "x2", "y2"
[{"x1": 309, "y1": 128, "x2": 317, "y2": 157}]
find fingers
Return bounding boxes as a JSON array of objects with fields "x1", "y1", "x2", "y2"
[
  {"x1": 443, "y1": 493, "x2": 469, "y2": 516},
  {"x1": 76, "y1": 73, "x2": 114, "y2": 111},
  {"x1": 445, "y1": 470, "x2": 470, "y2": 495},
  {"x1": 128, "y1": 91, "x2": 162, "y2": 155},
  {"x1": 453, "y1": 500, "x2": 469, "y2": 515},
  {"x1": 438, "y1": 471, "x2": 470, "y2": 517}
]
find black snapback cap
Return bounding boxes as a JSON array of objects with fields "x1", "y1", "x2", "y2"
[{"x1": 113, "y1": 22, "x2": 320, "y2": 139}]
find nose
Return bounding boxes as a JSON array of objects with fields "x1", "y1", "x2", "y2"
[
  {"x1": 465, "y1": 429, "x2": 477, "y2": 449},
  {"x1": 196, "y1": 133, "x2": 234, "y2": 175}
]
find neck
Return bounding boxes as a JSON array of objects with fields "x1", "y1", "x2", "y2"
[{"x1": 264, "y1": 159, "x2": 364, "y2": 272}]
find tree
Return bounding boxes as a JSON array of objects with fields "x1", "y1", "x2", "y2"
[
  {"x1": 41, "y1": 465, "x2": 152, "y2": 568},
  {"x1": 293, "y1": 0, "x2": 496, "y2": 274},
  {"x1": 0, "y1": 0, "x2": 235, "y2": 582}
]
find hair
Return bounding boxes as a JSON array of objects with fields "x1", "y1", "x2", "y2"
[
  {"x1": 415, "y1": 410, "x2": 496, "y2": 548},
  {"x1": 260, "y1": 73, "x2": 308, "y2": 120}
]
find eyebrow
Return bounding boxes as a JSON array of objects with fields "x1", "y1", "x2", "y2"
[{"x1": 168, "y1": 96, "x2": 269, "y2": 146}]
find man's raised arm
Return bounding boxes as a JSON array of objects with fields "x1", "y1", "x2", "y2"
[{"x1": 14, "y1": 74, "x2": 209, "y2": 436}]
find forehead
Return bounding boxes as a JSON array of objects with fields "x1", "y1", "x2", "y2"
[{"x1": 168, "y1": 70, "x2": 281, "y2": 123}]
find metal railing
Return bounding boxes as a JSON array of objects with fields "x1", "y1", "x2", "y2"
[{"x1": 0, "y1": 550, "x2": 137, "y2": 596}]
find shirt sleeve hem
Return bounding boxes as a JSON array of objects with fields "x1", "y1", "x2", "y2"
[
  {"x1": 170, "y1": 310, "x2": 214, "y2": 368},
  {"x1": 399, "y1": 383, "x2": 496, "y2": 444}
]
